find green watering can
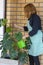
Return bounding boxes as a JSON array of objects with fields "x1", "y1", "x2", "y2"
[{"x1": 17, "y1": 40, "x2": 26, "y2": 49}]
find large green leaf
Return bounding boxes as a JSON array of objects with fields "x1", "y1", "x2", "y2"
[
  {"x1": 0, "y1": 19, "x2": 2, "y2": 27},
  {"x1": 3, "y1": 33, "x2": 10, "y2": 40},
  {"x1": 14, "y1": 32, "x2": 22, "y2": 41},
  {"x1": 18, "y1": 51, "x2": 28, "y2": 64},
  {"x1": 1, "y1": 48, "x2": 7, "y2": 58},
  {"x1": 9, "y1": 49, "x2": 18, "y2": 59},
  {"x1": 6, "y1": 27, "x2": 12, "y2": 33},
  {"x1": 25, "y1": 37, "x2": 32, "y2": 49},
  {"x1": 1, "y1": 19, "x2": 7, "y2": 26},
  {"x1": 0, "y1": 19, "x2": 7, "y2": 26}
]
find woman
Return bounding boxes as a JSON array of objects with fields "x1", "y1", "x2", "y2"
[{"x1": 14, "y1": 3, "x2": 43, "y2": 65}]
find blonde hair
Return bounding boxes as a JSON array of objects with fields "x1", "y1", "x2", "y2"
[{"x1": 24, "y1": 3, "x2": 37, "y2": 19}]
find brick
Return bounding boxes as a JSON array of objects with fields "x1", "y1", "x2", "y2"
[
  {"x1": 17, "y1": 12, "x2": 21, "y2": 16},
  {"x1": 17, "y1": 20, "x2": 21, "y2": 23},
  {"x1": 17, "y1": 15, "x2": 21, "y2": 20},
  {"x1": 17, "y1": 4, "x2": 22, "y2": 7},
  {"x1": 21, "y1": 3, "x2": 26, "y2": 8},
  {"x1": 21, "y1": 20, "x2": 26, "y2": 23},
  {"x1": 10, "y1": 4, "x2": 17, "y2": 7},
  {"x1": 7, "y1": 16, "x2": 10, "y2": 20},
  {"x1": 35, "y1": 0, "x2": 43, "y2": 2},
  {"x1": 41, "y1": 25, "x2": 43, "y2": 28},
  {"x1": 10, "y1": 0, "x2": 17, "y2": 3},
  {"x1": 10, "y1": 8, "x2": 17, "y2": 11},
  {"x1": 26, "y1": 0, "x2": 34, "y2": 3},
  {"x1": 7, "y1": 4, "x2": 11, "y2": 7},
  {"x1": 32, "y1": 3, "x2": 39, "y2": 7},
  {"x1": 7, "y1": 8, "x2": 10, "y2": 11},
  {"x1": 18, "y1": 0, "x2": 25, "y2": 3},
  {"x1": 21, "y1": 8, "x2": 24, "y2": 11},
  {"x1": 40, "y1": 60, "x2": 43, "y2": 63},
  {"x1": 40, "y1": 3, "x2": 43, "y2": 7},
  {"x1": 40, "y1": 17, "x2": 43, "y2": 20},
  {"x1": 40, "y1": 55, "x2": 43, "y2": 59},
  {"x1": 7, "y1": 0, "x2": 10, "y2": 3},
  {"x1": 10, "y1": 12, "x2": 17, "y2": 16},
  {"x1": 39, "y1": 12, "x2": 43, "y2": 16},
  {"x1": 10, "y1": 16, "x2": 17, "y2": 20},
  {"x1": 41, "y1": 21, "x2": 43, "y2": 24},
  {"x1": 20, "y1": 16, "x2": 25, "y2": 20},
  {"x1": 21, "y1": 20, "x2": 27, "y2": 25},
  {"x1": 36, "y1": 8, "x2": 43, "y2": 12},
  {"x1": 17, "y1": 8, "x2": 22, "y2": 11},
  {"x1": 6, "y1": 12, "x2": 10, "y2": 16},
  {"x1": 21, "y1": 12, "x2": 24, "y2": 15},
  {"x1": 17, "y1": 24, "x2": 24, "y2": 26},
  {"x1": 37, "y1": 12, "x2": 39, "y2": 15},
  {"x1": 40, "y1": 64, "x2": 43, "y2": 65}
]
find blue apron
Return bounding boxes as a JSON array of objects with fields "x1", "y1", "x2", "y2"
[{"x1": 27, "y1": 20, "x2": 43, "y2": 56}]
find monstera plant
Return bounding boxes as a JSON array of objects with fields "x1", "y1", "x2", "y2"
[{"x1": 0, "y1": 19, "x2": 32, "y2": 64}]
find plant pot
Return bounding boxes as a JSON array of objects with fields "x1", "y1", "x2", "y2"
[
  {"x1": 17, "y1": 40, "x2": 26, "y2": 49},
  {"x1": 0, "y1": 58, "x2": 18, "y2": 65}
]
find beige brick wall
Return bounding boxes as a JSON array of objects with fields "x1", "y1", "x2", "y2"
[{"x1": 6, "y1": 0, "x2": 43, "y2": 65}]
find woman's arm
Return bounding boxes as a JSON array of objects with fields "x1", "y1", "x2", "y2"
[
  {"x1": 29, "y1": 14, "x2": 41, "y2": 36},
  {"x1": 14, "y1": 24, "x2": 29, "y2": 38},
  {"x1": 14, "y1": 24, "x2": 28, "y2": 31},
  {"x1": 14, "y1": 24, "x2": 24, "y2": 30}
]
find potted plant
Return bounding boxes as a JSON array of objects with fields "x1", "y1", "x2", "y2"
[
  {"x1": 0, "y1": 19, "x2": 32, "y2": 65},
  {"x1": 1, "y1": 32, "x2": 28, "y2": 63}
]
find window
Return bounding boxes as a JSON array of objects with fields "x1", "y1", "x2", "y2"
[
  {"x1": 0, "y1": 0, "x2": 6, "y2": 41},
  {"x1": 0, "y1": 0, "x2": 6, "y2": 57}
]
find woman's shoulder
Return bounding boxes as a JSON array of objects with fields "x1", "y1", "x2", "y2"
[
  {"x1": 29, "y1": 14, "x2": 41, "y2": 27},
  {"x1": 31, "y1": 14, "x2": 41, "y2": 21},
  {"x1": 28, "y1": 14, "x2": 41, "y2": 22}
]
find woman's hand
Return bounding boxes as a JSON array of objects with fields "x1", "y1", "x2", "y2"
[
  {"x1": 20, "y1": 49, "x2": 28, "y2": 52},
  {"x1": 14, "y1": 24, "x2": 18, "y2": 28},
  {"x1": 22, "y1": 33, "x2": 29, "y2": 39}
]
